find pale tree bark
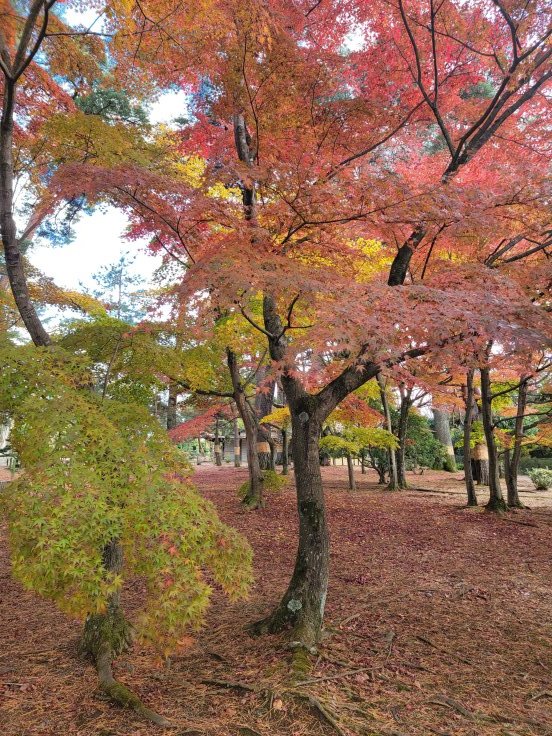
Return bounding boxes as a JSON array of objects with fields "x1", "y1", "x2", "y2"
[
  {"x1": 233, "y1": 414, "x2": 241, "y2": 467},
  {"x1": 377, "y1": 373, "x2": 399, "y2": 489},
  {"x1": 433, "y1": 407, "x2": 457, "y2": 472}
]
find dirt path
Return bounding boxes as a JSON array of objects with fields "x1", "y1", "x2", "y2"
[{"x1": 1, "y1": 465, "x2": 551, "y2": 735}]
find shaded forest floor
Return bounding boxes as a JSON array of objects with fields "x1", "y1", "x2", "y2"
[{"x1": 2, "y1": 464, "x2": 552, "y2": 736}]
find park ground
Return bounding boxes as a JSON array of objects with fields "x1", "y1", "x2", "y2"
[{"x1": 1, "y1": 464, "x2": 552, "y2": 736}]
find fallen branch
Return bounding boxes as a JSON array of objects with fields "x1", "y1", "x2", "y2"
[
  {"x1": 427, "y1": 694, "x2": 475, "y2": 720},
  {"x1": 415, "y1": 635, "x2": 472, "y2": 666},
  {"x1": 200, "y1": 679, "x2": 257, "y2": 692}
]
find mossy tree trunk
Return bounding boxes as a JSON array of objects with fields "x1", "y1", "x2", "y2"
[
  {"x1": 480, "y1": 366, "x2": 507, "y2": 512},
  {"x1": 395, "y1": 385, "x2": 412, "y2": 489},
  {"x1": 252, "y1": 404, "x2": 329, "y2": 648},
  {"x1": 433, "y1": 407, "x2": 457, "y2": 472},
  {"x1": 505, "y1": 377, "x2": 528, "y2": 508},
  {"x1": 81, "y1": 540, "x2": 170, "y2": 726}
]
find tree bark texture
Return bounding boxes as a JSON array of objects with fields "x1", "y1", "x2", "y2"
[{"x1": 480, "y1": 367, "x2": 507, "y2": 512}]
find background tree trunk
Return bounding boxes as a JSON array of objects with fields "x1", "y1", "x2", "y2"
[
  {"x1": 346, "y1": 453, "x2": 356, "y2": 491},
  {"x1": 433, "y1": 407, "x2": 457, "y2": 472},
  {"x1": 227, "y1": 349, "x2": 264, "y2": 509},
  {"x1": 395, "y1": 386, "x2": 412, "y2": 489},
  {"x1": 233, "y1": 415, "x2": 241, "y2": 467},
  {"x1": 506, "y1": 377, "x2": 528, "y2": 508},
  {"x1": 377, "y1": 374, "x2": 398, "y2": 489},
  {"x1": 214, "y1": 418, "x2": 223, "y2": 466},
  {"x1": 281, "y1": 428, "x2": 289, "y2": 475},
  {"x1": 480, "y1": 367, "x2": 507, "y2": 512},
  {"x1": 166, "y1": 383, "x2": 178, "y2": 431},
  {"x1": 463, "y1": 369, "x2": 478, "y2": 506}
]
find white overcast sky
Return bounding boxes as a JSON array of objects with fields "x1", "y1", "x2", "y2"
[
  {"x1": 30, "y1": 91, "x2": 188, "y2": 292},
  {"x1": 30, "y1": 6, "x2": 188, "y2": 293}
]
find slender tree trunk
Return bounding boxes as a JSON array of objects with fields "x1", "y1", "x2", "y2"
[
  {"x1": 214, "y1": 418, "x2": 223, "y2": 466},
  {"x1": 506, "y1": 377, "x2": 528, "y2": 509},
  {"x1": 233, "y1": 416, "x2": 241, "y2": 467},
  {"x1": 346, "y1": 453, "x2": 356, "y2": 491},
  {"x1": 377, "y1": 374, "x2": 398, "y2": 490},
  {"x1": 255, "y1": 366, "x2": 274, "y2": 470},
  {"x1": 480, "y1": 367, "x2": 507, "y2": 512},
  {"x1": 395, "y1": 387, "x2": 411, "y2": 489},
  {"x1": 433, "y1": 407, "x2": 457, "y2": 472},
  {"x1": 252, "y1": 406, "x2": 328, "y2": 648},
  {"x1": 227, "y1": 349, "x2": 264, "y2": 509},
  {"x1": 166, "y1": 383, "x2": 178, "y2": 431},
  {"x1": 281, "y1": 428, "x2": 289, "y2": 475},
  {"x1": 463, "y1": 369, "x2": 478, "y2": 507}
]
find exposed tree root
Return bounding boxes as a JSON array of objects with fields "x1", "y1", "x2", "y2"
[{"x1": 81, "y1": 609, "x2": 171, "y2": 727}]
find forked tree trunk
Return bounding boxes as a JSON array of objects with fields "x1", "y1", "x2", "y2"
[
  {"x1": 252, "y1": 404, "x2": 329, "y2": 649},
  {"x1": 81, "y1": 540, "x2": 169, "y2": 726},
  {"x1": 505, "y1": 377, "x2": 528, "y2": 509},
  {"x1": 227, "y1": 349, "x2": 265, "y2": 509},
  {"x1": 433, "y1": 407, "x2": 457, "y2": 472},
  {"x1": 463, "y1": 369, "x2": 478, "y2": 507},
  {"x1": 480, "y1": 367, "x2": 507, "y2": 512},
  {"x1": 346, "y1": 453, "x2": 356, "y2": 491}
]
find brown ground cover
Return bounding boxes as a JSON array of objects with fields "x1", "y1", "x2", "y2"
[{"x1": 1, "y1": 464, "x2": 551, "y2": 736}]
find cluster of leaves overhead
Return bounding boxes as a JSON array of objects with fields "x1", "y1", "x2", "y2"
[
  {"x1": 320, "y1": 427, "x2": 398, "y2": 458},
  {"x1": 0, "y1": 341, "x2": 252, "y2": 654}
]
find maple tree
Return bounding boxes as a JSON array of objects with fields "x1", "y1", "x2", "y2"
[
  {"x1": 41, "y1": 0, "x2": 549, "y2": 651},
  {"x1": 2, "y1": 0, "x2": 551, "y2": 658}
]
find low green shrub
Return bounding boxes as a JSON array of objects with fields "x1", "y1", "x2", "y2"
[
  {"x1": 528, "y1": 468, "x2": 552, "y2": 491},
  {"x1": 238, "y1": 469, "x2": 286, "y2": 499}
]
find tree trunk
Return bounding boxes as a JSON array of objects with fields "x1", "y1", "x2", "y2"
[
  {"x1": 227, "y1": 349, "x2": 264, "y2": 509},
  {"x1": 480, "y1": 367, "x2": 507, "y2": 512},
  {"x1": 166, "y1": 383, "x2": 178, "y2": 431},
  {"x1": 506, "y1": 378, "x2": 528, "y2": 509},
  {"x1": 214, "y1": 418, "x2": 223, "y2": 467},
  {"x1": 377, "y1": 374, "x2": 399, "y2": 490},
  {"x1": 233, "y1": 416, "x2": 241, "y2": 467},
  {"x1": 1, "y1": 81, "x2": 50, "y2": 347},
  {"x1": 433, "y1": 407, "x2": 457, "y2": 472},
  {"x1": 346, "y1": 453, "x2": 356, "y2": 491},
  {"x1": 463, "y1": 369, "x2": 478, "y2": 507},
  {"x1": 81, "y1": 540, "x2": 170, "y2": 726},
  {"x1": 252, "y1": 406, "x2": 329, "y2": 649},
  {"x1": 395, "y1": 387, "x2": 411, "y2": 489},
  {"x1": 281, "y1": 429, "x2": 289, "y2": 475},
  {"x1": 255, "y1": 365, "x2": 274, "y2": 470}
]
